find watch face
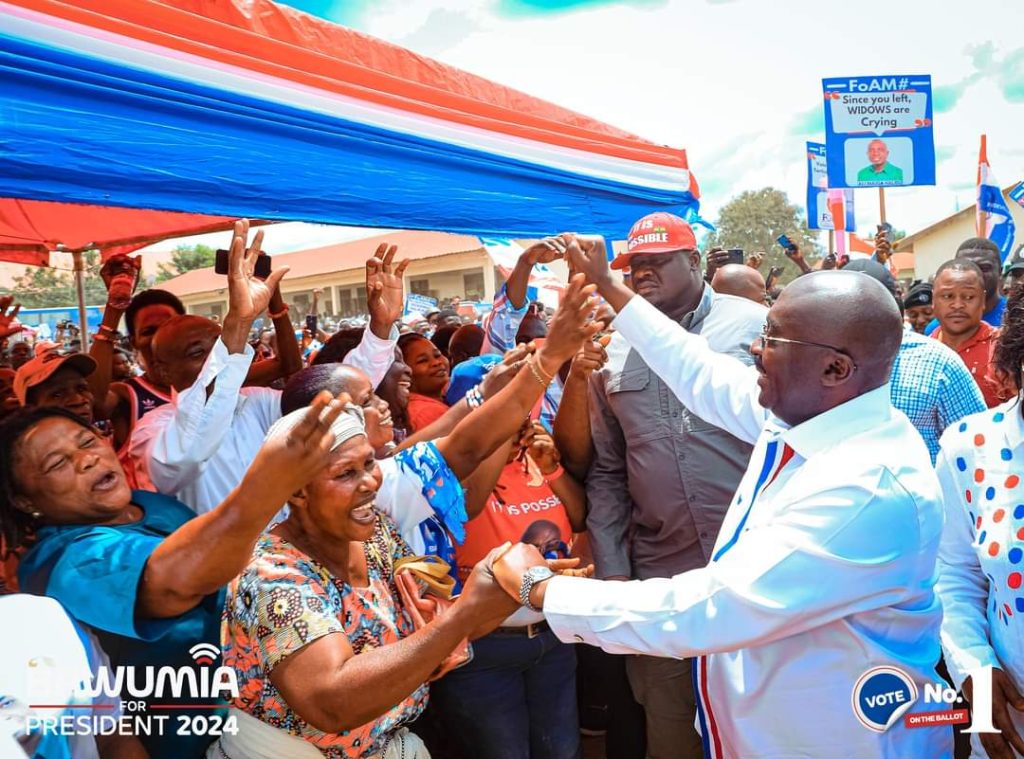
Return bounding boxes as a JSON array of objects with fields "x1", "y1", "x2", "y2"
[{"x1": 527, "y1": 566, "x2": 554, "y2": 581}]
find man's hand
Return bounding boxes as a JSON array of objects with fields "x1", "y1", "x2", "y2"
[
  {"x1": 99, "y1": 255, "x2": 142, "y2": 291},
  {"x1": 568, "y1": 334, "x2": 611, "y2": 382},
  {"x1": 366, "y1": 243, "x2": 410, "y2": 339},
  {"x1": 746, "y1": 251, "x2": 765, "y2": 270},
  {"x1": 704, "y1": 247, "x2": 731, "y2": 283},
  {"x1": 522, "y1": 420, "x2": 560, "y2": 475},
  {"x1": 225, "y1": 219, "x2": 289, "y2": 325},
  {"x1": 562, "y1": 234, "x2": 612, "y2": 288},
  {"x1": 0, "y1": 296, "x2": 24, "y2": 340},
  {"x1": 963, "y1": 669, "x2": 1024, "y2": 758},
  {"x1": 874, "y1": 227, "x2": 892, "y2": 264},
  {"x1": 522, "y1": 237, "x2": 568, "y2": 266},
  {"x1": 535, "y1": 274, "x2": 603, "y2": 374},
  {"x1": 820, "y1": 252, "x2": 838, "y2": 271}
]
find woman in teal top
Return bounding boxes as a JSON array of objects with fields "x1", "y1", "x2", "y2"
[{"x1": 1, "y1": 396, "x2": 348, "y2": 759}]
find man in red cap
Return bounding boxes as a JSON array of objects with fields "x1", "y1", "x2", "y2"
[
  {"x1": 586, "y1": 211, "x2": 768, "y2": 758},
  {"x1": 14, "y1": 351, "x2": 98, "y2": 424}
]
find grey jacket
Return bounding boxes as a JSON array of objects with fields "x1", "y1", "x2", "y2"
[{"x1": 586, "y1": 286, "x2": 767, "y2": 580}]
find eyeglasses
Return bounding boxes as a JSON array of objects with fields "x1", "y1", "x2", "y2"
[{"x1": 755, "y1": 327, "x2": 858, "y2": 371}]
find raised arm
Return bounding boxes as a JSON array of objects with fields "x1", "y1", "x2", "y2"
[
  {"x1": 134, "y1": 220, "x2": 289, "y2": 493},
  {"x1": 566, "y1": 235, "x2": 767, "y2": 444},
  {"x1": 435, "y1": 275, "x2": 602, "y2": 480},
  {"x1": 88, "y1": 256, "x2": 141, "y2": 419},
  {"x1": 343, "y1": 243, "x2": 406, "y2": 386},
  {"x1": 243, "y1": 286, "x2": 302, "y2": 387},
  {"x1": 139, "y1": 393, "x2": 348, "y2": 618},
  {"x1": 552, "y1": 336, "x2": 608, "y2": 480},
  {"x1": 481, "y1": 238, "x2": 566, "y2": 354}
]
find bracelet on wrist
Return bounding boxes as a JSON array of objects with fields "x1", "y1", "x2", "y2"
[
  {"x1": 528, "y1": 357, "x2": 555, "y2": 387},
  {"x1": 542, "y1": 464, "x2": 565, "y2": 484},
  {"x1": 465, "y1": 385, "x2": 485, "y2": 409},
  {"x1": 268, "y1": 305, "x2": 289, "y2": 320},
  {"x1": 98, "y1": 324, "x2": 117, "y2": 335},
  {"x1": 92, "y1": 332, "x2": 114, "y2": 343}
]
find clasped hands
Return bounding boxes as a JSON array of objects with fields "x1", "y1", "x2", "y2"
[{"x1": 459, "y1": 542, "x2": 594, "y2": 638}]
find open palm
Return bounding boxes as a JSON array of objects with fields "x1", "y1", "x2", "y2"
[
  {"x1": 228, "y1": 219, "x2": 288, "y2": 322},
  {"x1": 366, "y1": 243, "x2": 411, "y2": 326}
]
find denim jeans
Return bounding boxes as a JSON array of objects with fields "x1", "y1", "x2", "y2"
[{"x1": 430, "y1": 627, "x2": 581, "y2": 759}]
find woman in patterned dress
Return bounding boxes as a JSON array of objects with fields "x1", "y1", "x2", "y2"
[
  {"x1": 215, "y1": 404, "x2": 518, "y2": 759},
  {"x1": 936, "y1": 286, "x2": 1024, "y2": 759}
]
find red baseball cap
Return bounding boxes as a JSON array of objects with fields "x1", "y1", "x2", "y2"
[{"x1": 611, "y1": 212, "x2": 698, "y2": 270}]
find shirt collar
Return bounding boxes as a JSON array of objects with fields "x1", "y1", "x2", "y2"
[
  {"x1": 680, "y1": 283, "x2": 714, "y2": 329},
  {"x1": 936, "y1": 321, "x2": 995, "y2": 351},
  {"x1": 774, "y1": 384, "x2": 894, "y2": 460}
]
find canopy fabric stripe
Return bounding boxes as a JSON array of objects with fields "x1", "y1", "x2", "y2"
[{"x1": 0, "y1": 0, "x2": 699, "y2": 246}]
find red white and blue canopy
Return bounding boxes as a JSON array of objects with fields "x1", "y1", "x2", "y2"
[{"x1": 0, "y1": 0, "x2": 700, "y2": 254}]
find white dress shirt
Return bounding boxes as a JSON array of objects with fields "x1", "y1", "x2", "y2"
[
  {"x1": 132, "y1": 328, "x2": 397, "y2": 513},
  {"x1": 542, "y1": 296, "x2": 952, "y2": 758},
  {"x1": 936, "y1": 399, "x2": 1024, "y2": 757}
]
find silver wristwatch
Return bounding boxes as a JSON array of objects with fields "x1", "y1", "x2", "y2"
[{"x1": 519, "y1": 565, "x2": 555, "y2": 611}]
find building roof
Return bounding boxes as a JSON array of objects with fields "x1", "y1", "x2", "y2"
[
  {"x1": 159, "y1": 230, "x2": 484, "y2": 297},
  {"x1": 896, "y1": 185, "x2": 1018, "y2": 251}
]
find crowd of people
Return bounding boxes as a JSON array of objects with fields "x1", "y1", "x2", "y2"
[{"x1": 3, "y1": 210, "x2": 1024, "y2": 759}]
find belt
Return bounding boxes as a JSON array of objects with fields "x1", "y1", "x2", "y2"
[{"x1": 492, "y1": 620, "x2": 550, "y2": 638}]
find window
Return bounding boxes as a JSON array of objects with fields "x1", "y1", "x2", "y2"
[
  {"x1": 354, "y1": 286, "x2": 368, "y2": 315},
  {"x1": 410, "y1": 278, "x2": 431, "y2": 296},
  {"x1": 463, "y1": 269, "x2": 485, "y2": 301}
]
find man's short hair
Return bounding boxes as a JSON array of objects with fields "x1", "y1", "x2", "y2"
[
  {"x1": 956, "y1": 237, "x2": 1001, "y2": 260},
  {"x1": 124, "y1": 289, "x2": 185, "y2": 338},
  {"x1": 935, "y1": 258, "x2": 985, "y2": 286}
]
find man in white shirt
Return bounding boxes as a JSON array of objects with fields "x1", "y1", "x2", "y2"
[
  {"x1": 489, "y1": 236, "x2": 953, "y2": 758},
  {"x1": 132, "y1": 220, "x2": 406, "y2": 513}
]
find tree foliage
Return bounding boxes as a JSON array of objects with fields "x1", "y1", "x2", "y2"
[
  {"x1": 2, "y1": 251, "x2": 108, "y2": 307},
  {"x1": 156, "y1": 244, "x2": 217, "y2": 283},
  {"x1": 706, "y1": 187, "x2": 822, "y2": 283}
]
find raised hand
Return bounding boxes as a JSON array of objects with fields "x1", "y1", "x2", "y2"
[
  {"x1": 704, "y1": 247, "x2": 731, "y2": 282},
  {"x1": 563, "y1": 234, "x2": 612, "y2": 288},
  {"x1": 366, "y1": 243, "x2": 411, "y2": 338},
  {"x1": 479, "y1": 343, "x2": 533, "y2": 400},
  {"x1": 0, "y1": 296, "x2": 24, "y2": 340},
  {"x1": 522, "y1": 237, "x2": 568, "y2": 266},
  {"x1": 99, "y1": 255, "x2": 142, "y2": 291},
  {"x1": 746, "y1": 251, "x2": 765, "y2": 270},
  {"x1": 226, "y1": 219, "x2": 288, "y2": 324},
  {"x1": 873, "y1": 226, "x2": 892, "y2": 264},
  {"x1": 569, "y1": 334, "x2": 611, "y2": 382},
  {"x1": 536, "y1": 274, "x2": 603, "y2": 372}
]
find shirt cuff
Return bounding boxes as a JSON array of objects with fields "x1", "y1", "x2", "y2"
[
  {"x1": 542, "y1": 575, "x2": 616, "y2": 647},
  {"x1": 199, "y1": 338, "x2": 255, "y2": 386},
  {"x1": 364, "y1": 323, "x2": 400, "y2": 347}
]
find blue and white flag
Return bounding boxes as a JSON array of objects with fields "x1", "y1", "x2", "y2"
[{"x1": 977, "y1": 135, "x2": 1016, "y2": 261}]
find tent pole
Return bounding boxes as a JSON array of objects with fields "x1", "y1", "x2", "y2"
[{"x1": 72, "y1": 250, "x2": 90, "y2": 351}]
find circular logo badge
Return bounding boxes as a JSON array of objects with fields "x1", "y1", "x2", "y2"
[{"x1": 851, "y1": 666, "x2": 918, "y2": 732}]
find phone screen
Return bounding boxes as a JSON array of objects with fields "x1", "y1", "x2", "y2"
[
  {"x1": 726, "y1": 248, "x2": 744, "y2": 265},
  {"x1": 777, "y1": 235, "x2": 794, "y2": 250}
]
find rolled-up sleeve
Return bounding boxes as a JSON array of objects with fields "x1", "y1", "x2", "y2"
[
  {"x1": 481, "y1": 284, "x2": 529, "y2": 355},
  {"x1": 345, "y1": 325, "x2": 398, "y2": 388},
  {"x1": 132, "y1": 339, "x2": 253, "y2": 496}
]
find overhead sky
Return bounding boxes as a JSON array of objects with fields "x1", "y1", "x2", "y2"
[{"x1": 270, "y1": 0, "x2": 1024, "y2": 243}]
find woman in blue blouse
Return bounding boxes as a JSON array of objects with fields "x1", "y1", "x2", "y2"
[{"x1": 1, "y1": 393, "x2": 349, "y2": 759}]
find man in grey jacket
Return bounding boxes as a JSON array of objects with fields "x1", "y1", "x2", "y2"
[{"x1": 587, "y1": 212, "x2": 766, "y2": 759}]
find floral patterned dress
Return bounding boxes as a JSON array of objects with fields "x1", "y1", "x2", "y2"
[{"x1": 221, "y1": 515, "x2": 427, "y2": 758}]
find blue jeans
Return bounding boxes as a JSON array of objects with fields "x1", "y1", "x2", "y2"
[{"x1": 430, "y1": 627, "x2": 581, "y2": 759}]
